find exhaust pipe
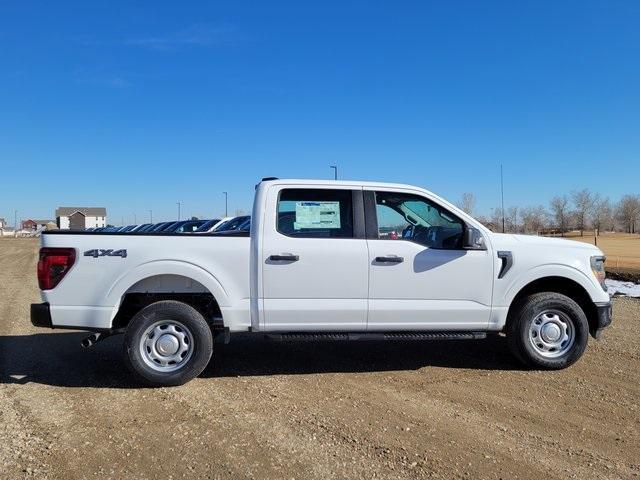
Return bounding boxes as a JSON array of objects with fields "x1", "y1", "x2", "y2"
[
  {"x1": 81, "y1": 333, "x2": 101, "y2": 348},
  {"x1": 80, "y1": 328, "x2": 124, "y2": 348}
]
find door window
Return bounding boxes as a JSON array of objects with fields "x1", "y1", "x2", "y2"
[
  {"x1": 374, "y1": 191, "x2": 464, "y2": 249},
  {"x1": 277, "y1": 189, "x2": 354, "y2": 238}
]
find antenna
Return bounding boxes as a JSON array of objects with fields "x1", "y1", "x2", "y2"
[{"x1": 501, "y1": 164, "x2": 505, "y2": 233}]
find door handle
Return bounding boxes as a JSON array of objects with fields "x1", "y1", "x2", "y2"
[
  {"x1": 375, "y1": 255, "x2": 404, "y2": 263},
  {"x1": 269, "y1": 254, "x2": 299, "y2": 262}
]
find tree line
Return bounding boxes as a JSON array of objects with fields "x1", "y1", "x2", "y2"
[{"x1": 457, "y1": 190, "x2": 640, "y2": 236}]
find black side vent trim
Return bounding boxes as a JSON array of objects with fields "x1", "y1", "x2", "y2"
[{"x1": 497, "y1": 251, "x2": 513, "y2": 279}]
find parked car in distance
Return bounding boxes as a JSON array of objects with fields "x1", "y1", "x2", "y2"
[
  {"x1": 214, "y1": 215, "x2": 250, "y2": 232},
  {"x1": 130, "y1": 224, "x2": 152, "y2": 233},
  {"x1": 166, "y1": 220, "x2": 207, "y2": 233},
  {"x1": 237, "y1": 217, "x2": 251, "y2": 232},
  {"x1": 136, "y1": 224, "x2": 157, "y2": 233},
  {"x1": 31, "y1": 178, "x2": 612, "y2": 387},
  {"x1": 147, "y1": 222, "x2": 175, "y2": 232},
  {"x1": 194, "y1": 218, "x2": 224, "y2": 233}
]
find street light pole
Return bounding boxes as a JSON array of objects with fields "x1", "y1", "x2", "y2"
[
  {"x1": 330, "y1": 165, "x2": 338, "y2": 180},
  {"x1": 223, "y1": 192, "x2": 228, "y2": 217},
  {"x1": 176, "y1": 202, "x2": 181, "y2": 221}
]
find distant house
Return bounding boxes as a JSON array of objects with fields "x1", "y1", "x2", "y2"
[
  {"x1": 22, "y1": 219, "x2": 57, "y2": 231},
  {"x1": 56, "y1": 207, "x2": 107, "y2": 230},
  {"x1": 22, "y1": 219, "x2": 37, "y2": 231}
]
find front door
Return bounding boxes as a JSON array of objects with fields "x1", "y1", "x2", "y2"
[
  {"x1": 366, "y1": 189, "x2": 493, "y2": 330},
  {"x1": 261, "y1": 186, "x2": 369, "y2": 331}
]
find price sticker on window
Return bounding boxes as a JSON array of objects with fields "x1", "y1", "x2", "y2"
[{"x1": 294, "y1": 201, "x2": 341, "y2": 230}]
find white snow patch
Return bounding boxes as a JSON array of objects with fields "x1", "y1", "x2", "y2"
[{"x1": 605, "y1": 279, "x2": 640, "y2": 298}]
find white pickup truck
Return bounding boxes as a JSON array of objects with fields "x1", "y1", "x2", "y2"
[{"x1": 31, "y1": 178, "x2": 612, "y2": 386}]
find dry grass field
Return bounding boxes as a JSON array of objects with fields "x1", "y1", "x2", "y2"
[
  {"x1": 560, "y1": 232, "x2": 640, "y2": 276},
  {"x1": 1, "y1": 237, "x2": 639, "y2": 479}
]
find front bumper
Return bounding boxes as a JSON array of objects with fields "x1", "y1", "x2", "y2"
[
  {"x1": 31, "y1": 302, "x2": 52, "y2": 328},
  {"x1": 592, "y1": 301, "x2": 613, "y2": 339}
]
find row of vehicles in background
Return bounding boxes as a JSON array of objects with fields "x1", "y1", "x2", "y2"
[{"x1": 85, "y1": 215, "x2": 251, "y2": 234}]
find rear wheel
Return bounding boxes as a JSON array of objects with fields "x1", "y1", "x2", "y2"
[
  {"x1": 507, "y1": 292, "x2": 589, "y2": 369},
  {"x1": 123, "y1": 300, "x2": 213, "y2": 386}
]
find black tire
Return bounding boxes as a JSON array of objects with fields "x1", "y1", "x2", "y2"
[
  {"x1": 123, "y1": 300, "x2": 213, "y2": 387},
  {"x1": 506, "y1": 292, "x2": 589, "y2": 369}
]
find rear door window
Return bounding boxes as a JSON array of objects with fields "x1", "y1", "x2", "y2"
[{"x1": 277, "y1": 189, "x2": 354, "y2": 238}]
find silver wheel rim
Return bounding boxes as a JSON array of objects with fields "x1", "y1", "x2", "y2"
[
  {"x1": 528, "y1": 310, "x2": 575, "y2": 358},
  {"x1": 139, "y1": 320, "x2": 194, "y2": 372}
]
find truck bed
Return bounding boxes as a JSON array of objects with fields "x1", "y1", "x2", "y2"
[{"x1": 39, "y1": 231, "x2": 251, "y2": 331}]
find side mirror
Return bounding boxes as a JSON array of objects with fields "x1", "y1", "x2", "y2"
[{"x1": 463, "y1": 227, "x2": 486, "y2": 250}]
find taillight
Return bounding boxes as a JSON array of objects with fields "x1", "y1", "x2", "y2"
[{"x1": 37, "y1": 248, "x2": 76, "y2": 290}]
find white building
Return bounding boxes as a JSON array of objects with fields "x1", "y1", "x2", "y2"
[{"x1": 56, "y1": 207, "x2": 107, "y2": 230}]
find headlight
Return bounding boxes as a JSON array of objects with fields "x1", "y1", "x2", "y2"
[{"x1": 590, "y1": 255, "x2": 606, "y2": 291}]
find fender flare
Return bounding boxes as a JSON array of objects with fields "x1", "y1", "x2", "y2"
[
  {"x1": 503, "y1": 264, "x2": 602, "y2": 307},
  {"x1": 105, "y1": 260, "x2": 230, "y2": 321}
]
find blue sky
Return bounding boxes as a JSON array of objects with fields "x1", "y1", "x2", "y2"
[{"x1": 1, "y1": 1, "x2": 639, "y2": 225}]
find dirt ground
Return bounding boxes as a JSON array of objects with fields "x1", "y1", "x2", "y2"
[{"x1": 1, "y1": 238, "x2": 639, "y2": 479}]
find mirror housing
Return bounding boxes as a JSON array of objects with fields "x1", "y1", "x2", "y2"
[{"x1": 463, "y1": 226, "x2": 486, "y2": 250}]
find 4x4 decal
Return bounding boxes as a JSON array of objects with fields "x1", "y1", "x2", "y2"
[{"x1": 84, "y1": 249, "x2": 127, "y2": 258}]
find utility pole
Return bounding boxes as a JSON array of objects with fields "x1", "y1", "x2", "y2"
[
  {"x1": 223, "y1": 192, "x2": 228, "y2": 217},
  {"x1": 134, "y1": 213, "x2": 137, "y2": 224},
  {"x1": 149, "y1": 210, "x2": 153, "y2": 223},
  {"x1": 330, "y1": 165, "x2": 338, "y2": 180},
  {"x1": 176, "y1": 202, "x2": 181, "y2": 221},
  {"x1": 500, "y1": 164, "x2": 505, "y2": 233},
  {"x1": 14, "y1": 210, "x2": 17, "y2": 230}
]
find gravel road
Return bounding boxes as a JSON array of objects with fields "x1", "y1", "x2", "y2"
[{"x1": 1, "y1": 238, "x2": 639, "y2": 479}]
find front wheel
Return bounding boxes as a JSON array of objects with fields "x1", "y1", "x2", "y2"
[
  {"x1": 123, "y1": 300, "x2": 213, "y2": 386},
  {"x1": 507, "y1": 292, "x2": 589, "y2": 369}
]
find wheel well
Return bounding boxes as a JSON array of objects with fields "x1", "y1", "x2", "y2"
[
  {"x1": 507, "y1": 276, "x2": 598, "y2": 335},
  {"x1": 112, "y1": 275, "x2": 223, "y2": 330}
]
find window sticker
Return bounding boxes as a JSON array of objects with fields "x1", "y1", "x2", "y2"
[{"x1": 294, "y1": 201, "x2": 341, "y2": 230}]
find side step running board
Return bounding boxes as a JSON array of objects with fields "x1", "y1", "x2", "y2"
[{"x1": 265, "y1": 331, "x2": 487, "y2": 342}]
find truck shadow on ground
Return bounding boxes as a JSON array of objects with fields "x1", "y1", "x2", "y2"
[{"x1": 0, "y1": 332, "x2": 522, "y2": 388}]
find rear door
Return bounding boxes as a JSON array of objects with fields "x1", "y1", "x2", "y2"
[{"x1": 261, "y1": 185, "x2": 368, "y2": 331}]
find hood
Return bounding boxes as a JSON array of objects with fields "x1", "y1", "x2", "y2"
[{"x1": 489, "y1": 232, "x2": 602, "y2": 253}]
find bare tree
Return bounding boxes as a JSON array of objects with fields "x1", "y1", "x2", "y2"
[
  {"x1": 616, "y1": 195, "x2": 640, "y2": 234},
  {"x1": 490, "y1": 207, "x2": 503, "y2": 232},
  {"x1": 458, "y1": 193, "x2": 476, "y2": 216},
  {"x1": 592, "y1": 198, "x2": 614, "y2": 235},
  {"x1": 506, "y1": 206, "x2": 519, "y2": 233},
  {"x1": 571, "y1": 189, "x2": 597, "y2": 236},
  {"x1": 521, "y1": 205, "x2": 548, "y2": 234},
  {"x1": 549, "y1": 195, "x2": 571, "y2": 236},
  {"x1": 476, "y1": 191, "x2": 640, "y2": 236}
]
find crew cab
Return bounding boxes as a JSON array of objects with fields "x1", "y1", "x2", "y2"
[{"x1": 31, "y1": 179, "x2": 612, "y2": 386}]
